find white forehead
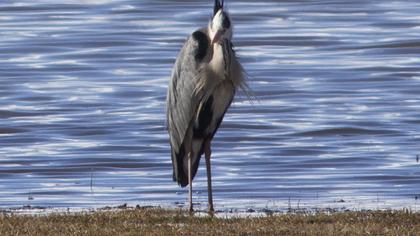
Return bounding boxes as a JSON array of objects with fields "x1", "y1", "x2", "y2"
[{"x1": 212, "y1": 10, "x2": 224, "y2": 30}]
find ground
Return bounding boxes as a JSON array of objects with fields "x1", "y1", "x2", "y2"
[{"x1": 1, "y1": 208, "x2": 420, "y2": 235}]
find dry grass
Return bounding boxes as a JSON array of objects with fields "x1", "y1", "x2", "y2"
[{"x1": 1, "y1": 208, "x2": 420, "y2": 236}]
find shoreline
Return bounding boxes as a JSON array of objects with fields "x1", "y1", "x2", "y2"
[{"x1": 1, "y1": 202, "x2": 419, "y2": 217}]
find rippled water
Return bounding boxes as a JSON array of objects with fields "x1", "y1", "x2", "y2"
[{"x1": 1, "y1": 0, "x2": 420, "y2": 212}]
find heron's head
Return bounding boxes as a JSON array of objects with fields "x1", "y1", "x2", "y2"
[{"x1": 209, "y1": 0, "x2": 232, "y2": 45}]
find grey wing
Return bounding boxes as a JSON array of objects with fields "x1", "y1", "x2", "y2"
[{"x1": 166, "y1": 30, "x2": 211, "y2": 184}]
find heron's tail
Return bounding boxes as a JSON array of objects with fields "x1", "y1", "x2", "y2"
[{"x1": 172, "y1": 145, "x2": 202, "y2": 187}]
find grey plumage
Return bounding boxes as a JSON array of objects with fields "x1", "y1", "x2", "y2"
[{"x1": 166, "y1": 0, "x2": 247, "y2": 212}]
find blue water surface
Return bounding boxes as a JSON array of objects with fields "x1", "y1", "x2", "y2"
[{"x1": 1, "y1": 0, "x2": 420, "y2": 212}]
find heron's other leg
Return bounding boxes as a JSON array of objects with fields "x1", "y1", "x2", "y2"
[
  {"x1": 188, "y1": 150, "x2": 194, "y2": 213},
  {"x1": 204, "y1": 139, "x2": 214, "y2": 214}
]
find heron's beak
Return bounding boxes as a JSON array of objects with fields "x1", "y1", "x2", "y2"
[{"x1": 211, "y1": 30, "x2": 223, "y2": 45}]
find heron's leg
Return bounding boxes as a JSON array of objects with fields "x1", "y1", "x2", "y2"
[
  {"x1": 204, "y1": 140, "x2": 214, "y2": 214},
  {"x1": 188, "y1": 151, "x2": 194, "y2": 213}
]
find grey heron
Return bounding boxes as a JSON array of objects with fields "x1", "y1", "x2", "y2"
[{"x1": 166, "y1": 0, "x2": 248, "y2": 213}]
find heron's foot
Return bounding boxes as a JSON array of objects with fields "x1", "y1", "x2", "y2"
[
  {"x1": 208, "y1": 207, "x2": 215, "y2": 216},
  {"x1": 189, "y1": 206, "x2": 194, "y2": 214}
]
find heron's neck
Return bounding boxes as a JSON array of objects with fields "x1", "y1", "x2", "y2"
[{"x1": 209, "y1": 43, "x2": 227, "y2": 79}]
